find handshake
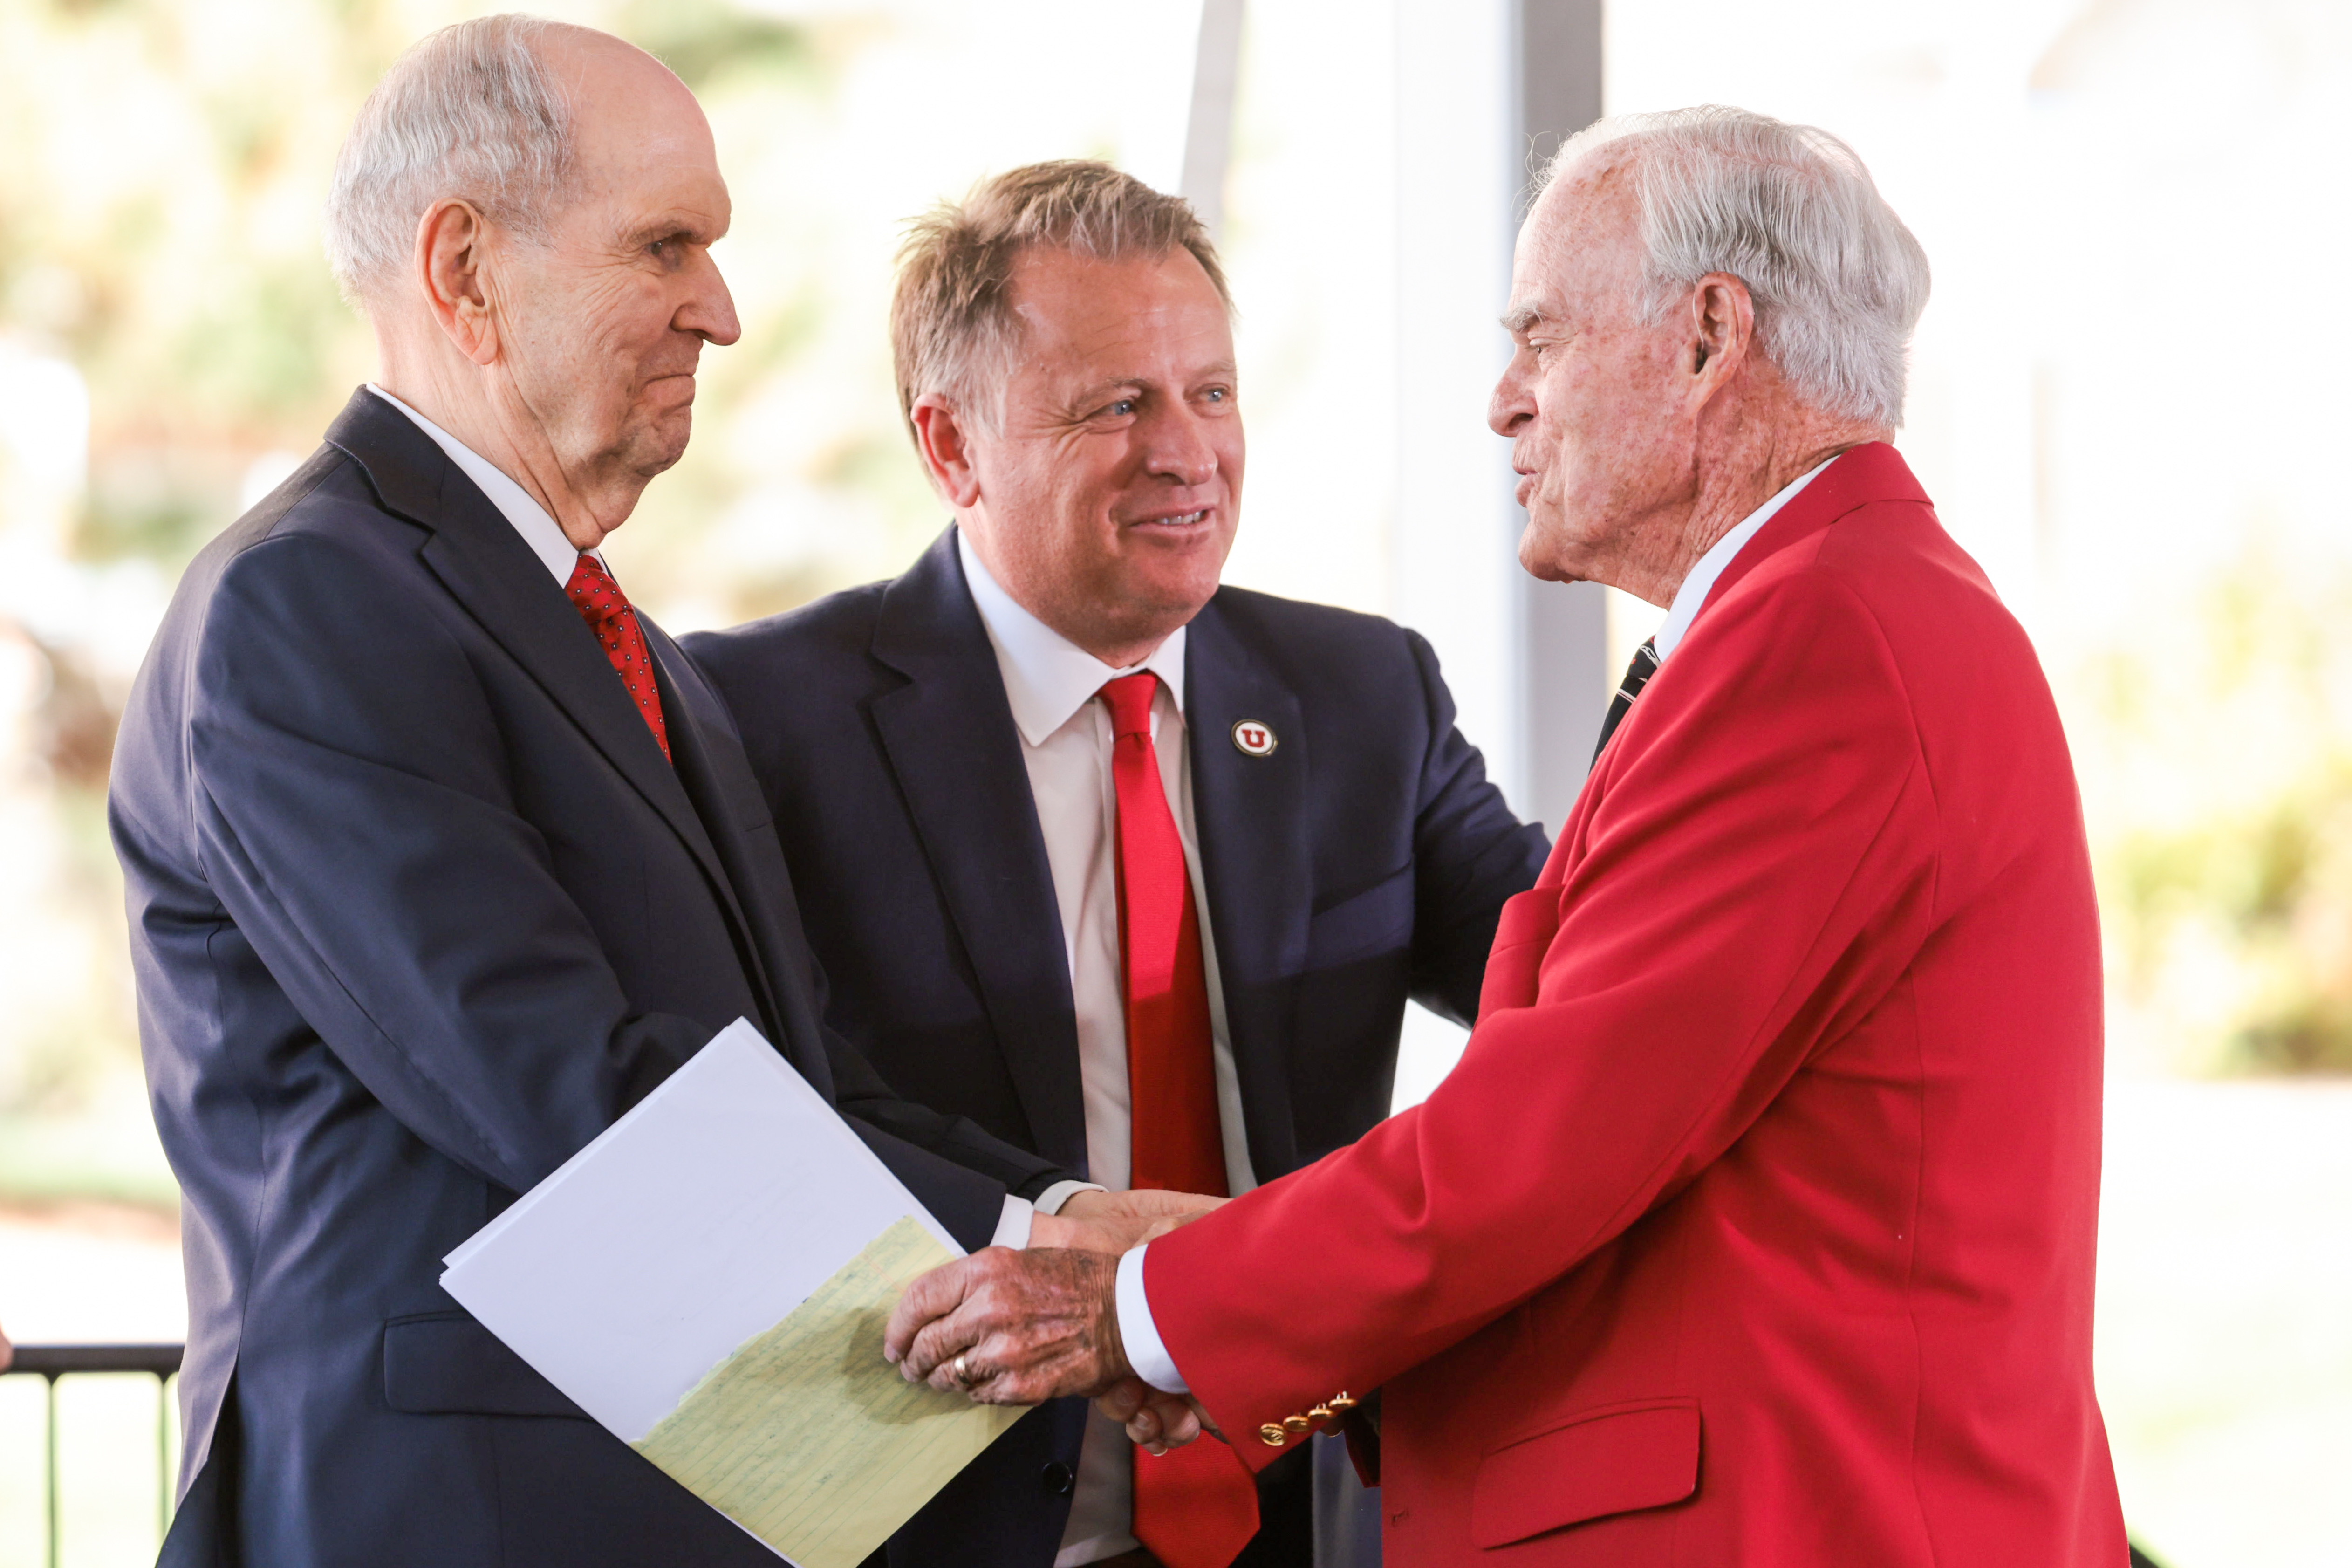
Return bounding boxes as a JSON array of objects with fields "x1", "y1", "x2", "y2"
[{"x1": 882, "y1": 1187, "x2": 1225, "y2": 1454}]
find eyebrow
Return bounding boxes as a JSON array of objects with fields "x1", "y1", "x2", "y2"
[
  {"x1": 1501, "y1": 303, "x2": 1543, "y2": 335},
  {"x1": 621, "y1": 213, "x2": 725, "y2": 250},
  {"x1": 1068, "y1": 360, "x2": 1239, "y2": 404}
]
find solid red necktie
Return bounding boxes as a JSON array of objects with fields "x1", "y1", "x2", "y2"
[
  {"x1": 1099, "y1": 672, "x2": 1259, "y2": 1568},
  {"x1": 565, "y1": 554, "x2": 670, "y2": 762}
]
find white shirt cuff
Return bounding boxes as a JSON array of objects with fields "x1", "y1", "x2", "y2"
[
  {"x1": 990, "y1": 1196, "x2": 1035, "y2": 1251},
  {"x1": 1033, "y1": 1179, "x2": 1106, "y2": 1215},
  {"x1": 1115, "y1": 1245, "x2": 1188, "y2": 1394}
]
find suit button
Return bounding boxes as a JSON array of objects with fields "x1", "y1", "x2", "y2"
[
  {"x1": 1282, "y1": 1414, "x2": 1311, "y2": 1434},
  {"x1": 1259, "y1": 1424, "x2": 1287, "y2": 1446},
  {"x1": 1040, "y1": 1461, "x2": 1075, "y2": 1495}
]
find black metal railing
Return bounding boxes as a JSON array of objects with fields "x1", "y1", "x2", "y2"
[
  {"x1": 0, "y1": 1342, "x2": 2179, "y2": 1568},
  {"x1": 5, "y1": 1342, "x2": 181, "y2": 1568}
]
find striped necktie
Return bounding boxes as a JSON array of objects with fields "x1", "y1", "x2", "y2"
[{"x1": 1592, "y1": 637, "x2": 1660, "y2": 763}]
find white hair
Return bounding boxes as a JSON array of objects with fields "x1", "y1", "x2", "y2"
[
  {"x1": 1536, "y1": 105, "x2": 1930, "y2": 429},
  {"x1": 323, "y1": 14, "x2": 578, "y2": 307}
]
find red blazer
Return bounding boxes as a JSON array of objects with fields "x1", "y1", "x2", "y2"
[{"x1": 1145, "y1": 445, "x2": 2124, "y2": 1566}]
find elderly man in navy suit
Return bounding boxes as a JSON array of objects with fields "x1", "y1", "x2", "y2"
[
  {"x1": 686, "y1": 162, "x2": 1548, "y2": 1568},
  {"x1": 108, "y1": 27, "x2": 1180, "y2": 1568}
]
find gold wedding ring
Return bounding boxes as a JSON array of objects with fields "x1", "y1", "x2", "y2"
[{"x1": 953, "y1": 1353, "x2": 971, "y2": 1387}]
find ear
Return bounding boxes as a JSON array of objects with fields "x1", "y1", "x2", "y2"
[
  {"x1": 1684, "y1": 272, "x2": 1755, "y2": 398},
  {"x1": 413, "y1": 198, "x2": 502, "y2": 368},
  {"x1": 909, "y1": 394, "x2": 985, "y2": 509}
]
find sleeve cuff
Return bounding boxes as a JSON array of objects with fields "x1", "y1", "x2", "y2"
[
  {"x1": 1116, "y1": 1245, "x2": 1188, "y2": 1394},
  {"x1": 989, "y1": 1195, "x2": 1034, "y2": 1251},
  {"x1": 1033, "y1": 1179, "x2": 1106, "y2": 1215}
]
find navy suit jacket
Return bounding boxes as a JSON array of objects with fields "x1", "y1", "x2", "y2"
[
  {"x1": 109, "y1": 393, "x2": 1067, "y2": 1568},
  {"x1": 684, "y1": 530, "x2": 1549, "y2": 1568}
]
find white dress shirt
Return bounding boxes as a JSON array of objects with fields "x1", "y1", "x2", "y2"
[
  {"x1": 367, "y1": 385, "x2": 589, "y2": 586},
  {"x1": 1650, "y1": 457, "x2": 1831, "y2": 663},
  {"x1": 362, "y1": 389, "x2": 1055, "y2": 1247},
  {"x1": 956, "y1": 532, "x2": 1260, "y2": 1567},
  {"x1": 1112, "y1": 453, "x2": 1839, "y2": 1401}
]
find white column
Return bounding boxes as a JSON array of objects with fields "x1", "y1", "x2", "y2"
[
  {"x1": 1514, "y1": 0, "x2": 1612, "y2": 835},
  {"x1": 1179, "y1": 0, "x2": 1247, "y2": 238},
  {"x1": 1389, "y1": 0, "x2": 1518, "y2": 1115},
  {"x1": 1390, "y1": 0, "x2": 1608, "y2": 1110},
  {"x1": 1392, "y1": 0, "x2": 1522, "y2": 813}
]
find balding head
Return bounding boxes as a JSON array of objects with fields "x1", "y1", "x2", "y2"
[{"x1": 333, "y1": 14, "x2": 739, "y2": 548}]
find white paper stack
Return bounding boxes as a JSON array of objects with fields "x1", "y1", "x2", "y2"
[{"x1": 440, "y1": 1017, "x2": 958, "y2": 1443}]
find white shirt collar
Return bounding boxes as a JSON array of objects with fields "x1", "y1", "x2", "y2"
[
  {"x1": 956, "y1": 528, "x2": 1187, "y2": 747},
  {"x1": 1651, "y1": 455, "x2": 1835, "y2": 662},
  {"x1": 365, "y1": 383, "x2": 590, "y2": 588}
]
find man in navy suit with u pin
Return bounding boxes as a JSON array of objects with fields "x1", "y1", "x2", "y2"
[{"x1": 686, "y1": 161, "x2": 1549, "y2": 1568}]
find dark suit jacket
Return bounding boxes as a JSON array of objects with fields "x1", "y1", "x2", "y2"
[
  {"x1": 684, "y1": 529, "x2": 1550, "y2": 1568},
  {"x1": 109, "y1": 392, "x2": 1067, "y2": 1568}
]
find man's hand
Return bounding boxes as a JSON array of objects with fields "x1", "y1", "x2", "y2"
[
  {"x1": 1096, "y1": 1376, "x2": 1221, "y2": 1455},
  {"x1": 884, "y1": 1247, "x2": 1129, "y2": 1404},
  {"x1": 1031, "y1": 1188, "x2": 1225, "y2": 1254}
]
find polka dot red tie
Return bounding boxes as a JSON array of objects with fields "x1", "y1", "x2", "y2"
[{"x1": 564, "y1": 554, "x2": 670, "y2": 762}]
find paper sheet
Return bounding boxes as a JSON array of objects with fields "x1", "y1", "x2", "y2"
[
  {"x1": 632, "y1": 1217, "x2": 1023, "y2": 1568},
  {"x1": 441, "y1": 1017, "x2": 1012, "y2": 1562}
]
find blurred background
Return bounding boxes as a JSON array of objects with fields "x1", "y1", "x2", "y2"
[{"x1": 1, "y1": 0, "x2": 2347, "y2": 1562}]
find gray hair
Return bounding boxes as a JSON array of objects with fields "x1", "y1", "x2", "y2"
[
  {"x1": 323, "y1": 14, "x2": 578, "y2": 306},
  {"x1": 1536, "y1": 105, "x2": 1929, "y2": 429}
]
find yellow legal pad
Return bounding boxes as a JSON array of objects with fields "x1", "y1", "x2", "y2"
[{"x1": 631, "y1": 1216, "x2": 1023, "y2": 1568}]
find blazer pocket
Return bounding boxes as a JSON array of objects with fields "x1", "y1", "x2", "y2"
[
  {"x1": 1470, "y1": 1396, "x2": 1701, "y2": 1549},
  {"x1": 383, "y1": 1311, "x2": 589, "y2": 1420},
  {"x1": 1306, "y1": 864, "x2": 1416, "y2": 970}
]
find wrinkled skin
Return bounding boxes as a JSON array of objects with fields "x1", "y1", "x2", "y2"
[
  {"x1": 909, "y1": 246, "x2": 1241, "y2": 668},
  {"x1": 1030, "y1": 1186, "x2": 1224, "y2": 1254},
  {"x1": 885, "y1": 1247, "x2": 1126, "y2": 1406},
  {"x1": 880, "y1": 1240, "x2": 1218, "y2": 1454},
  {"x1": 371, "y1": 26, "x2": 741, "y2": 548},
  {"x1": 1489, "y1": 151, "x2": 1887, "y2": 607}
]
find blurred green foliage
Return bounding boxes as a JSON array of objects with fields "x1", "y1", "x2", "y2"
[
  {"x1": 0, "y1": 0, "x2": 859, "y2": 1210},
  {"x1": 622, "y1": 0, "x2": 812, "y2": 92},
  {"x1": 2094, "y1": 544, "x2": 2352, "y2": 1075},
  {"x1": 0, "y1": 0, "x2": 833, "y2": 580}
]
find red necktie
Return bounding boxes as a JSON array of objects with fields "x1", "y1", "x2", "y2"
[
  {"x1": 565, "y1": 554, "x2": 670, "y2": 762},
  {"x1": 1099, "y1": 672, "x2": 1259, "y2": 1568}
]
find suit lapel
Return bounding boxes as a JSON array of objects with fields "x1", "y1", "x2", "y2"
[
  {"x1": 868, "y1": 532, "x2": 1089, "y2": 1171},
  {"x1": 325, "y1": 391, "x2": 745, "y2": 963},
  {"x1": 637, "y1": 618, "x2": 845, "y2": 1092},
  {"x1": 1183, "y1": 596, "x2": 1310, "y2": 1179}
]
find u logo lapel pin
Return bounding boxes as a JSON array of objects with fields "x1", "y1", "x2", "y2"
[{"x1": 1230, "y1": 719, "x2": 1278, "y2": 758}]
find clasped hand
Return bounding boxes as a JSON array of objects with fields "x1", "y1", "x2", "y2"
[{"x1": 880, "y1": 1187, "x2": 1223, "y2": 1453}]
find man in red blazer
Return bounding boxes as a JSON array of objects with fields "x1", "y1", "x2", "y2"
[{"x1": 886, "y1": 105, "x2": 2126, "y2": 1566}]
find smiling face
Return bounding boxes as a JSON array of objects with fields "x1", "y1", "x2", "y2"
[
  {"x1": 492, "y1": 34, "x2": 739, "y2": 503},
  {"x1": 1489, "y1": 161, "x2": 1701, "y2": 600},
  {"x1": 951, "y1": 245, "x2": 1241, "y2": 665}
]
